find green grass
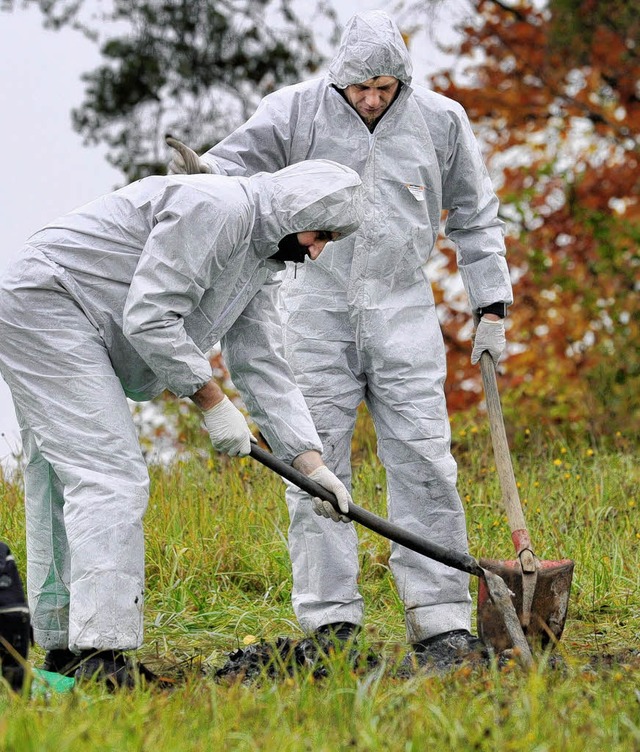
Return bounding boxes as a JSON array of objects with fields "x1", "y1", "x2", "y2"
[{"x1": 1, "y1": 414, "x2": 639, "y2": 751}]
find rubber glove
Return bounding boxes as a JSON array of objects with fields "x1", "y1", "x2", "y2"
[
  {"x1": 308, "y1": 466, "x2": 352, "y2": 524},
  {"x1": 471, "y1": 318, "x2": 506, "y2": 365},
  {"x1": 166, "y1": 135, "x2": 212, "y2": 175},
  {"x1": 202, "y1": 396, "x2": 252, "y2": 456}
]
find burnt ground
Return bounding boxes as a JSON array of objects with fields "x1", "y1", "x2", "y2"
[{"x1": 140, "y1": 637, "x2": 640, "y2": 686}]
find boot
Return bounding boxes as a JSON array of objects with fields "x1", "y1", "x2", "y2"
[
  {"x1": 41, "y1": 649, "x2": 83, "y2": 677},
  {"x1": 313, "y1": 621, "x2": 361, "y2": 648},
  {"x1": 73, "y1": 650, "x2": 165, "y2": 690},
  {"x1": 407, "y1": 629, "x2": 488, "y2": 672}
]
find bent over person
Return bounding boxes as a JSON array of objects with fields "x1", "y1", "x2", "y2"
[
  {"x1": 170, "y1": 11, "x2": 513, "y2": 666},
  {"x1": 0, "y1": 160, "x2": 364, "y2": 686}
]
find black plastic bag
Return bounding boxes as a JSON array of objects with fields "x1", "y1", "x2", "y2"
[{"x1": 0, "y1": 542, "x2": 31, "y2": 691}]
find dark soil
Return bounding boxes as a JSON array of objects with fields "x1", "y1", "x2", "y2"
[{"x1": 207, "y1": 637, "x2": 640, "y2": 684}]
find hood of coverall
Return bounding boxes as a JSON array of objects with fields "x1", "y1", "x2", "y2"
[
  {"x1": 246, "y1": 159, "x2": 365, "y2": 258},
  {"x1": 326, "y1": 10, "x2": 413, "y2": 90}
]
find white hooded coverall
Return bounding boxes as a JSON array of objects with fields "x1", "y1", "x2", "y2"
[
  {"x1": 0, "y1": 160, "x2": 364, "y2": 652},
  {"x1": 196, "y1": 11, "x2": 513, "y2": 642}
]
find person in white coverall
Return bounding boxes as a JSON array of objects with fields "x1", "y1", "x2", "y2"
[
  {"x1": 169, "y1": 10, "x2": 513, "y2": 663},
  {"x1": 0, "y1": 160, "x2": 364, "y2": 686}
]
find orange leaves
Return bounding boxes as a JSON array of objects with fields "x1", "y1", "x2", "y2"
[{"x1": 424, "y1": 0, "x2": 640, "y2": 433}]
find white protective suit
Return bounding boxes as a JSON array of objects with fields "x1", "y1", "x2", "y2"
[
  {"x1": 195, "y1": 11, "x2": 513, "y2": 643},
  {"x1": 0, "y1": 160, "x2": 364, "y2": 652}
]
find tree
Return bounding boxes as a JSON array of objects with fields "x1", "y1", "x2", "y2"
[
  {"x1": 4, "y1": 0, "x2": 339, "y2": 180},
  {"x1": 407, "y1": 0, "x2": 640, "y2": 436}
]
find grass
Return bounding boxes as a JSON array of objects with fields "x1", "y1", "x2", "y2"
[{"x1": 1, "y1": 411, "x2": 639, "y2": 751}]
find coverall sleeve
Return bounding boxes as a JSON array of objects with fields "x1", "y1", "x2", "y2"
[
  {"x1": 441, "y1": 107, "x2": 513, "y2": 311},
  {"x1": 221, "y1": 271, "x2": 323, "y2": 463},
  {"x1": 201, "y1": 94, "x2": 293, "y2": 176},
  {"x1": 123, "y1": 191, "x2": 248, "y2": 398}
]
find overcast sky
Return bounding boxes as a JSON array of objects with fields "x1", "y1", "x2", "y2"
[{"x1": 0, "y1": 1, "x2": 459, "y2": 472}]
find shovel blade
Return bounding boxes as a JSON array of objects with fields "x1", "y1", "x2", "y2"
[{"x1": 477, "y1": 558, "x2": 574, "y2": 652}]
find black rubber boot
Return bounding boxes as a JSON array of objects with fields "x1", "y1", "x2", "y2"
[
  {"x1": 413, "y1": 629, "x2": 485, "y2": 656},
  {"x1": 401, "y1": 629, "x2": 489, "y2": 675},
  {"x1": 0, "y1": 542, "x2": 31, "y2": 692},
  {"x1": 313, "y1": 622, "x2": 361, "y2": 647},
  {"x1": 74, "y1": 650, "x2": 165, "y2": 690},
  {"x1": 41, "y1": 649, "x2": 83, "y2": 677},
  {"x1": 297, "y1": 622, "x2": 362, "y2": 671}
]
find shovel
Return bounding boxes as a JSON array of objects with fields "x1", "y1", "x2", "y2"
[
  {"x1": 476, "y1": 351, "x2": 574, "y2": 652},
  {"x1": 249, "y1": 444, "x2": 534, "y2": 667}
]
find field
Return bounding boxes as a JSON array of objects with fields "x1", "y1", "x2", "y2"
[{"x1": 1, "y1": 412, "x2": 639, "y2": 751}]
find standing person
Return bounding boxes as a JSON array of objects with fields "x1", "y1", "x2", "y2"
[
  {"x1": 169, "y1": 10, "x2": 512, "y2": 665},
  {"x1": 0, "y1": 160, "x2": 364, "y2": 687}
]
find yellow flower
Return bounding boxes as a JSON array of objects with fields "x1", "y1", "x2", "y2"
[
  {"x1": 586, "y1": 448, "x2": 595, "y2": 457},
  {"x1": 560, "y1": 447, "x2": 567, "y2": 454},
  {"x1": 553, "y1": 459, "x2": 562, "y2": 467},
  {"x1": 628, "y1": 500, "x2": 636, "y2": 508}
]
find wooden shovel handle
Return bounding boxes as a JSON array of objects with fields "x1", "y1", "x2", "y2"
[{"x1": 480, "y1": 352, "x2": 536, "y2": 569}]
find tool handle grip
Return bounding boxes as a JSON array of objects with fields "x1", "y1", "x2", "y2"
[{"x1": 249, "y1": 444, "x2": 484, "y2": 578}]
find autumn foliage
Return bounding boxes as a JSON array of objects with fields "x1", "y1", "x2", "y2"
[{"x1": 424, "y1": 0, "x2": 639, "y2": 437}]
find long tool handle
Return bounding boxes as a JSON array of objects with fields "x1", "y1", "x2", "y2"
[
  {"x1": 250, "y1": 444, "x2": 484, "y2": 579},
  {"x1": 480, "y1": 352, "x2": 536, "y2": 571}
]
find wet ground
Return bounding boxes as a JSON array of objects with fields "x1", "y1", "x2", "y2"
[
  {"x1": 134, "y1": 636, "x2": 640, "y2": 687},
  {"x1": 208, "y1": 638, "x2": 640, "y2": 684}
]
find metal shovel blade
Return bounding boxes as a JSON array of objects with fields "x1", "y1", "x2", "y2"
[{"x1": 477, "y1": 557, "x2": 574, "y2": 652}]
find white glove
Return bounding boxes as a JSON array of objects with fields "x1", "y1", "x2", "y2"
[
  {"x1": 471, "y1": 318, "x2": 506, "y2": 365},
  {"x1": 202, "y1": 396, "x2": 252, "y2": 456},
  {"x1": 308, "y1": 466, "x2": 352, "y2": 524},
  {"x1": 166, "y1": 135, "x2": 212, "y2": 175}
]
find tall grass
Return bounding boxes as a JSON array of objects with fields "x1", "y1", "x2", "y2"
[{"x1": 1, "y1": 413, "x2": 638, "y2": 751}]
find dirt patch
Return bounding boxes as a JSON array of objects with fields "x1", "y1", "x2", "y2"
[
  {"x1": 209, "y1": 638, "x2": 640, "y2": 684},
  {"x1": 213, "y1": 636, "x2": 377, "y2": 683}
]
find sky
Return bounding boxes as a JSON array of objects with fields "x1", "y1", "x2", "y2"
[{"x1": 0, "y1": 1, "x2": 459, "y2": 472}]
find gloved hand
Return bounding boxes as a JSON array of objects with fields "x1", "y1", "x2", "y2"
[
  {"x1": 166, "y1": 134, "x2": 212, "y2": 175},
  {"x1": 202, "y1": 396, "x2": 252, "y2": 456},
  {"x1": 308, "y1": 466, "x2": 352, "y2": 524},
  {"x1": 471, "y1": 317, "x2": 506, "y2": 365}
]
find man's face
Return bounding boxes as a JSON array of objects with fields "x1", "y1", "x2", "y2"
[
  {"x1": 271, "y1": 231, "x2": 339, "y2": 263},
  {"x1": 343, "y1": 76, "x2": 400, "y2": 128},
  {"x1": 295, "y1": 231, "x2": 339, "y2": 260}
]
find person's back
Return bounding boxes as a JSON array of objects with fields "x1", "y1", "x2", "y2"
[{"x1": 0, "y1": 160, "x2": 365, "y2": 685}]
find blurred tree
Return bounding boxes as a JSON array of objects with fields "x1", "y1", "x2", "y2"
[
  {"x1": 406, "y1": 0, "x2": 639, "y2": 437},
  {"x1": 3, "y1": 0, "x2": 338, "y2": 180}
]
